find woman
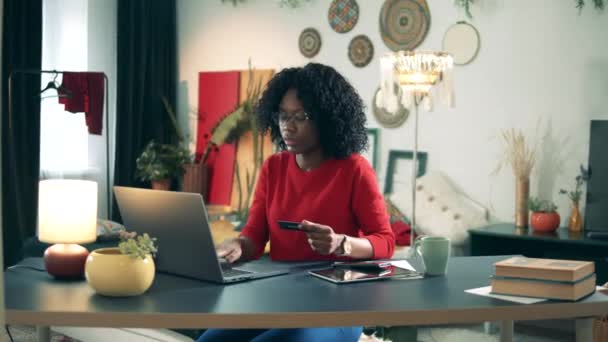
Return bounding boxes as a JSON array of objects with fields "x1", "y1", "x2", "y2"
[{"x1": 198, "y1": 63, "x2": 394, "y2": 342}]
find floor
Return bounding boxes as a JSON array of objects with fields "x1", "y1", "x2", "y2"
[
  {"x1": 1, "y1": 325, "x2": 77, "y2": 342},
  {"x1": 0, "y1": 322, "x2": 576, "y2": 342}
]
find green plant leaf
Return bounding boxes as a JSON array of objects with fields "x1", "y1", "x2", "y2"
[
  {"x1": 118, "y1": 232, "x2": 158, "y2": 259},
  {"x1": 161, "y1": 96, "x2": 184, "y2": 142},
  {"x1": 210, "y1": 106, "x2": 247, "y2": 145},
  {"x1": 529, "y1": 196, "x2": 557, "y2": 212},
  {"x1": 135, "y1": 140, "x2": 191, "y2": 182}
]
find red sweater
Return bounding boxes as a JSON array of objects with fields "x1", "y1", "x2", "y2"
[{"x1": 240, "y1": 152, "x2": 395, "y2": 261}]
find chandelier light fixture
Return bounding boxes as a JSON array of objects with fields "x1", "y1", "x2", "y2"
[{"x1": 377, "y1": 50, "x2": 454, "y2": 250}]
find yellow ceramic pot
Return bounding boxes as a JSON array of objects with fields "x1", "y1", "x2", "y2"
[{"x1": 85, "y1": 247, "x2": 155, "y2": 297}]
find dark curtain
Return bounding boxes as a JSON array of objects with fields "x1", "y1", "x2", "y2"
[
  {"x1": 114, "y1": 0, "x2": 177, "y2": 221},
  {"x1": 1, "y1": 0, "x2": 43, "y2": 267}
]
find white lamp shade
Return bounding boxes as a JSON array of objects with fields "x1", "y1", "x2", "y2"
[{"x1": 38, "y1": 179, "x2": 98, "y2": 244}]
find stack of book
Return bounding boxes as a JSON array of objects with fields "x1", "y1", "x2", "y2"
[{"x1": 491, "y1": 256, "x2": 596, "y2": 301}]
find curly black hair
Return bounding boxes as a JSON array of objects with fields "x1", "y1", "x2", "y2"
[{"x1": 256, "y1": 63, "x2": 368, "y2": 159}]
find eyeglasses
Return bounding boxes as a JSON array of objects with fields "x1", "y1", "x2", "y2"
[{"x1": 274, "y1": 111, "x2": 311, "y2": 126}]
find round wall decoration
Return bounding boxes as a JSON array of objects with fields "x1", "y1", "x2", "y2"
[
  {"x1": 328, "y1": 0, "x2": 359, "y2": 34},
  {"x1": 379, "y1": 0, "x2": 430, "y2": 52},
  {"x1": 348, "y1": 35, "x2": 374, "y2": 68},
  {"x1": 298, "y1": 28, "x2": 322, "y2": 58},
  {"x1": 372, "y1": 87, "x2": 410, "y2": 128},
  {"x1": 442, "y1": 21, "x2": 480, "y2": 65}
]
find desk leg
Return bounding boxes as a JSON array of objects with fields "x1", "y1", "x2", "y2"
[
  {"x1": 499, "y1": 320, "x2": 514, "y2": 342},
  {"x1": 575, "y1": 318, "x2": 593, "y2": 342},
  {"x1": 484, "y1": 321, "x2": 498, "y2": 334},
  {"x1": 37, "y1": 326, "x2": 50, "y2": 342}
]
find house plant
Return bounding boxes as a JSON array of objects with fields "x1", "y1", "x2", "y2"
[
  {"x1": 204, "y1": 61, "x2": 269, "y2": 228},
  {"x1": 228, "y1": 66, "x2": 266, "y2": 226},
  {"x1": 559, "y1": 164, "x2": 590, "y2": 232},
  {"x1": 135, "y1": 140, "x2": 191, "y2": 190},
  {"x1": 84, "y1": 231, "x2": 158, "y2": 297},
  {"x1": 576, "y1": 0, "x2": 606, "y2": 11},
  {"x1": 494, "y1": 128, "x2": 538, "y2": 228},
  {"x1": 221, "y1": 0, "x2": 311, "y2": 8},
  {"x1": 528, "y1": 197, "x2": 560, "y2": 232},
  {"x1": 454, "y1": 0, "x2": 475, "y2": 19},
  {"x1": 135, "y1": 97, "x2": 193, "y2": 190}
]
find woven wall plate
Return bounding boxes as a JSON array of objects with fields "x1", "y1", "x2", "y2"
[
  {"x1": 348, "y1": 35, "x2": 374, "y2": 68},
  {"x1": 379, "y1": 0, "x2": 430, "y2": 51},
  {"x1": 442, "y1": 21, "x2": 480, "y2": 65},
  {"x1": 328, "y1": 0, "x2": 359, "y2": 33},
  {"x1": 298, "y1": 28, "x2": 322, "y2": 58},
  {"x1": 372, "y1": 87, "x2": 410, "y2": 128}
]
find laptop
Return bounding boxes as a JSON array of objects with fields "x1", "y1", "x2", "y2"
[{"x1": 113, "y1": 186, "x2": 288, "y2": 283}]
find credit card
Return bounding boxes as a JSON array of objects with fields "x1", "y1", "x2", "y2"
[{"x1": 278, "y1": 220, "x2": 302, "y2": 231}]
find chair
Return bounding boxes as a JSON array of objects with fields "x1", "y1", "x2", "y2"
[{"x1": 388, "y1": 170, "x2": 489, "y2": 257}]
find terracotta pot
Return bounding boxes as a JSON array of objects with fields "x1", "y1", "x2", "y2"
[
  {"x1": 151, "y1": 179, "x2": 171, "y2": 191},
  {"x1": 530, "y1": 211, "x2": 560, "y2": 233},
  {"x1": 85, "y1": 248, "x2": 155, "y2": 297},
  {"x1": 181, "y1": 162, "x2": 208, "y2": 197}
]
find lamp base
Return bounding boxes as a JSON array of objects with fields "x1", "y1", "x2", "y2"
[{"x1": 44, "y1": 243, "x2": 90, "y2": 279}]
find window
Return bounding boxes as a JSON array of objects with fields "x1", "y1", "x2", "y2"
[{"x1": 40, "y1": 0, "x2": 89, "y2": 174}]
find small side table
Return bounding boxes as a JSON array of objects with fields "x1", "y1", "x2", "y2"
[
  {"x1": 469, "y1": 223, "x2": 608, "y2": 284},
  {"x1": 206, "y1": 204, "x2": 234, "y2": 221}
]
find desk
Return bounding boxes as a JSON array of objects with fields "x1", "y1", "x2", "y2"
[
  {"x1": 5, "y1": 256, "x2": 607, "y2": 342},
  {"x1": 469, "y1": 223, "x2": 608, "y2": 284}
]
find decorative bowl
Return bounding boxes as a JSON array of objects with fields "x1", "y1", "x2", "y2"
[{"x1": 85, "y1": 247, "x2": 155, "y2": 297}]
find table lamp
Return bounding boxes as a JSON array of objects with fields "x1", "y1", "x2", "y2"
[
  {"x1": 38, "y1": 179, "x2": 98, "y2": 278},
  {"x1": 378, "y1": 51, "x2": 454, "y2": 251}
]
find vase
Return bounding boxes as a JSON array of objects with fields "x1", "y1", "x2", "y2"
[
  {"x1": 85, "y1": 248, "x2": 155, "y2": 297},
  {"x1": 515, "y1": 177, "x2": 530, "y2": 228},
  {"x1": 151, "y1": 179, "x2": 171, "y2": 191},
  {"x1": 568, "y1": 201, "x2": 583, "y2": 232}
]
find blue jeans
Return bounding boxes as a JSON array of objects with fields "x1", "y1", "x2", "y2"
[{"x1": 197, "y1": 327, "x2": 363, "y2": 342}]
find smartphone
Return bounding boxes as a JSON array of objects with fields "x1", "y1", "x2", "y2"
[{"x1": 278, "y1": 220, "x2": 303, "y2": 231}]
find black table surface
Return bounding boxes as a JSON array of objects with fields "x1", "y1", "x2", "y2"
[{"x1": 5, "y1": 255, "x2": 608, "y2": 329}]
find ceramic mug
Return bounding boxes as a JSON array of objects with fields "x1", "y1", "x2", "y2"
[{"x1": 414, "y1": 236, "x2": 450, "y2": 276}]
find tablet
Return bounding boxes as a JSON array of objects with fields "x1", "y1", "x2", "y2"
[{"x1": 309, "y1": 265, "x2": 422, "y2": 284}]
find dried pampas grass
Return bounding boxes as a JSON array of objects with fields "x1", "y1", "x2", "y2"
[{"x1": 494, "y1": 128, "x2": 537, "y2": 179}]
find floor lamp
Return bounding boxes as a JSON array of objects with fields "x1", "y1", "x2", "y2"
[{"x1": 378, "y1": 51, "x2": 454, "y2": 251}]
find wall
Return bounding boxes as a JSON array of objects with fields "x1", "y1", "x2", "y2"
[{"x1": 177, "y1": 0, "x2": 608, "y2": 222}]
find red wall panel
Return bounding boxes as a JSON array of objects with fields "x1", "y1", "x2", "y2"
[{"x1": 197, "y1": 71, "x2": 239, "y2": 205}]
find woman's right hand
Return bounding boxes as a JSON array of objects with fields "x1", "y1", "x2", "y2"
[{"x1": 216, "y1": 238, "x2": 242, "y2": 263}]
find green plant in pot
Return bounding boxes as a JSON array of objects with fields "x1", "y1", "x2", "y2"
[
  {"x1": 135, "y1": 140, "x2": 191, "y2": 190},
  {"x1": 528, "y1": 197, "x2": 560, "y2": 233},
  {"x1": 206, "y1": 60, "x2": 267, "y2": 228},
  {"x1": 85, "y1": 231, "x2": 158, "y2": 297},
  {"x1": 559, "y1": 164, "x2": 590, "y2": 232},
  {"x1": 135, "y1": 97, "x2": 193, "y2": 190}
]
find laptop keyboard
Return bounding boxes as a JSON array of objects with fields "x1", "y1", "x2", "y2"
[{"x1": 222, "y1": 268, "x2": 253, "y2": 278}]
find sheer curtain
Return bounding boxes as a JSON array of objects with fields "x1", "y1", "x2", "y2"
[
  {"x1": 40, "y1": 0, "x2": 89, "y2": 176},
  {"x1": 39, "y1": 86, "x2": 89, "y2": 174}
]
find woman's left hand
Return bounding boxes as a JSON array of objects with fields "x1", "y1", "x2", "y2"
[{"x1": 299, "y1": 220, "x2": 343, "y2": 255}]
